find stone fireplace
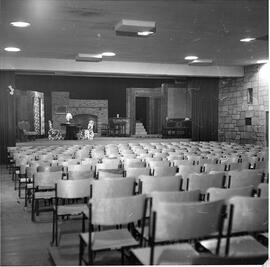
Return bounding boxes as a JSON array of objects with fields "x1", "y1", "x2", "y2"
[{"x1": 51, "y1": 91, "x2": 108, "y2": 135}]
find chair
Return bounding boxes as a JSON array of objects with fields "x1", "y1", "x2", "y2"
[
  {"x1": 257, "y1": 183, "x2": 268, "y2": 198},
  {"x1": 200, "y1": 196, "x2": 268, "y2": 257},
  {"x1": 206, "y1": 185, "x2": 254, "y2": 201},
  {"x1": 79, "y1": 195, "x2": 147, "y2": 265},
  {"x1": 31, "y1": 171, "x2": 63, "y2": 221},
  {"x1": 226, "y1": 169, "x2": 263, "y2": 188},
  {"x1": 52, "y1": 179, "x2": 92, "y2": 246},
  {"x1": 48, "y1": 120, "x2": 63, "y2": 140},
  {"x1": 152, "y1": 166, "x2": 177, "y2": 177},
  {"x1": 131, "y1": 200, "x2": 225, "y2": 265},
  {"x1": 18, "y1": 120, "x2": 38, "y2": 141}
]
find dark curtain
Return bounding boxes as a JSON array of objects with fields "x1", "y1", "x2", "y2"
[
  {"x1": 190, "y1": 78, "x2": 219, "y2": 141},
  {"x1": 0, "y1": 71, "x2": 16, "y2": 164}
]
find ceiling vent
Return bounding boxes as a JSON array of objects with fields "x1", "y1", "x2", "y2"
[
  {"x1": 188, "y1": 59, "x2": 213, "y2": 66},
  {"x1": 115, "y1": 19, "x2": 156, "y2": 37},
  {"x1": 75, "y1": 53, "x2": 102, "y2": 62}
]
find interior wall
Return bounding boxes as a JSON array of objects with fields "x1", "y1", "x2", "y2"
[
  {"x1": 218, "y1": 64, "x2": 269, "y2": 145},
  {"x1": 0, "y1": 71, "x2": 16, "y2": 164}
]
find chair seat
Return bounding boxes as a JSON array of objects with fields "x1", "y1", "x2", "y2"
[
  {"x1": 200, "y1": 235, "x2": 268, "y2": 256},
  {"x1": 26, "y1": 183, "x2": 34, "y2": 188},
  {"x1": 80, "y1": 228, "x2": 139, "y2": 251},
  {"x1": 35, "y1": 191, "x2": 55, "y2": 199},
  {"x1": 131, "y1": 243, "x2": 199, "y2": 265},
  {"x1": 57, "y1": 204, "x2": 88, "y2": 216}
]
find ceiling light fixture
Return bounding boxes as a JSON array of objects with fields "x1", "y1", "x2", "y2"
[
  {"x1": 101, "y1": 52, "x2": 116, "y2": 57},
  {"x1": 256, "y1": 59, "x2": 268, "y2": 64},
  {"x1": 10, "y1": 21, "x2": 31, "y2": 28},
  {"x1": 115, "y1": 19, "x2": 156, "y2": 37},
  {"x1": 185, "y1": 56, "x2": 198, "y2": 60},
  {"x1": 240, "y1": 37, "x2": 256, "y2": 42},
  {"x1": 4, "y1": 47, "x2": 21, "y2": 52},
  {"x1": 137, "y1": 31, "x2": 154, "y2": 36},
  {"x1": 76, "y1": 53, "x2": 102, "y2": 62}
]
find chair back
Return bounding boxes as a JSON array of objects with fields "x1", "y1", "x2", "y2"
[
  {"x1": 56, "y1": 179, "x2": 91, "y2": 199},
  {"x1": 37, "y1": 165, "x2": 63, "y2": 172},
  {"x1": 91, "y1": 177, "x2": 135, "y2": 199},
  {"x1": 68, "y1": 170, "x2": 94, "y2": 180},
  {"x1": 227, "y1": 169, "x2": 263, "y2": 188},
  {"x1": 125, "y1": 167, "x2": 151, "y2": 178},
  {"x1": 187, "y1": 172, "x2": 225, "y2": 193},
  {"x1": 68, "y1": 164, "x2": 91, "y2": 172},
  {"x1": 153, "y1": 200, "x2": 224, "y2": 242},
  {"x1": 34, "y1": 171, "x2": 63, "y2": 187},
  {"x1": 91, "y1": 194, "x2": 146, "y2": 225},
  {"x1": 257, "y1": 183, "x2": 268, "y2": 198},
  {"x1": 98, "y1": 169, "x2": 124, "y2": 179},
  {"x1": 138, "y1": 175, "x2": 181, "y2": 195},
  {"x1": 204, "y1": 163, "x2": 226, "y2": 172},
  {"x1": 153, "y1": 166, "x2": 177, "y2": 177},
  {"x1": 206, "y1": 185, "x2": 254, "y2": 201},
  {"x1": 151, "y1": 190, "x2": 201, "y2": 211},
  {"x1": 226, "y1": 196, "x2": 268, "y2": 234}
]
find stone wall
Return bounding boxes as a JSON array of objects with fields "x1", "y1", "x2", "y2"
[
  {"x1": 51, "y1": 91, "x2": 108, "y2": 135},
  {"x1": 218, "y1": 64, "x2": 269, "y2": 145}
]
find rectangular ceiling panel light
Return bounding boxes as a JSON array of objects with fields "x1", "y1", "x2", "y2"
[
  {"x1": 115, "y1": 19, "x2": 156, "y2": 37},
  {"x1": 75, "y1": 53, "x2": 102, "y2": 62},
  {"x1": 188, "y1": 59, "x2": 213, "y2": 66}
]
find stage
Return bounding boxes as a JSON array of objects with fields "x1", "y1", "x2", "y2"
[{"x1": 16, "y1": 136, "x2": 191, "y2": 147}]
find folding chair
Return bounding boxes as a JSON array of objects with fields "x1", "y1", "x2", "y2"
[
  {"x1": 79, "y1": 195, "x2": 147, "y2": 265},
  {"x1": 201, "y1": 196, "x2": 268, "y2": 257},
  {"x1": 31, "y1": 171, "x2": 63, "y2": 221},
  {"x1": 52, "y1": 179, "x2": 92, "y2": 246},
  {"x1": 131, "y1": 200, "x2": 225, "y2": 265}
]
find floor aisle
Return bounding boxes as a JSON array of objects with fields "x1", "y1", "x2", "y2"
[
  {"x1": 1, "y1": 165, "x2": 54, "y2": 265},
  {"x1": 0, "y1": 165, "x2": 139, "y2": 266}
]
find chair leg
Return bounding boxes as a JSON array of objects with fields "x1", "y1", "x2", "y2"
[
  {"x1": 31, "y1": 198, "x2": 35, "y2": 222},
  {"x1": 51, "y1": 210, "x2": 55, "y2": 246},
  {"x1": 79, "y1": 236, "x2": 84, "y2": 265},
  {"x1": 121, "y1": 247, "x2": 125, "y2": 265},
  {"x1": 18, "y1": 181, "x2": 21, "y2": 197},
  {"x1": 55, "y1": 214, "x2": 58, "y2": 246}
]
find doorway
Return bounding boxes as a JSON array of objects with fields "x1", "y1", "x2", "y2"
[{"x1": 136, "y1": 97, "x2": 149, "y2": 132}]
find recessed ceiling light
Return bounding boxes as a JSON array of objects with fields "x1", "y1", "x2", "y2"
[
  {"x1": 10, "y1": 21, "x2": 30, "y2": 28},
  {"x1": 4, "y1": 47, "x2": 21, "y2": 52},
  {"x1": 102, "y1": 52, "x2": 116, "y2": 57},
  {"x1": 240, "y1": 37, "x2": 256, "y2": 42},
  {"x1": 257, "y1": 59, "x2": 268, "y2": 64},
  {"x1": 185, "y1": 56, "x2": 198, "y2": 60},
  {"x1": 137, "y1": 31, "x2": 154, "y2": 36}
]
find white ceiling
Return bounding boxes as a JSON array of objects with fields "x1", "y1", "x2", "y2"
[{"x1": 0, "y1": 0, "x2": 268, "y2": 66}]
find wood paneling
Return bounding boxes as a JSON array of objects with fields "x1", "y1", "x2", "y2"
[{"x1": 0, "y1": 71, "x2": 16, "y2": 164}]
